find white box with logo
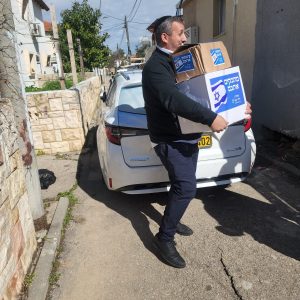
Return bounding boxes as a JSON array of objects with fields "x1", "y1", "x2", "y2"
[{"x1": 177, "y1": 66, "x2": 247, "y2": 133}]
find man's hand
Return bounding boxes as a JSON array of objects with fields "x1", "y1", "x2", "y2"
[
  {"x1": 210, "y1": 115, "x2": 228, "y2": 133},
  {"x1": 245, "y1": 101, "x2": 252, "y2": 120}
]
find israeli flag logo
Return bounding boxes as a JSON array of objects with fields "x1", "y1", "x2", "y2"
[
  {"x1": 211, "y1": 80, "x2": 227, "y2": 110},
  {"x1": 173, "y1": 53, "x2": 195, "y2": 73},
  {"x1": 210, "y1": 48, "x2": 225, "y2": 66},
  {"x1": 175, "y1": 59, "x2": 184, "y2": 70}
]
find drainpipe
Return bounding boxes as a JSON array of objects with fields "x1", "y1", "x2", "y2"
[
  {"x1": 73, "y1": 87, "x2": 87, "y2": 137},
  {"x1": 232, "y1": 0, "x2": 238, "y2": 65},
  {"x1": 176, "y1": 0, "x2": 184, "y2": 16}
]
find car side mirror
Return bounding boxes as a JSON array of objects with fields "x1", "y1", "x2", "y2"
[{"x1": 100, "y1": 91, "x2": 107, "y2": 102}]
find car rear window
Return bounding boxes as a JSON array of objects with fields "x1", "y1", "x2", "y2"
[{"x1": 118, "y1": 85, "x2": 146, "y2": 114}]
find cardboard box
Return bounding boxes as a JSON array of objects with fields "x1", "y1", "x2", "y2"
[
  {"x1": 172, "y1": 41, "x2": 232, "y2": 83},
  {"x1": 177, "y1": 66, "x2": 247, "y2": 133}
]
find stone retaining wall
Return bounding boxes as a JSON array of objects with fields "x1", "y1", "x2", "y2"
[
  {"x1": 26, "y1": 76, "x2": 101, "y2": 154},
  {"x1": 0, "y1": 100, "x2": 37, "y2": 299}
]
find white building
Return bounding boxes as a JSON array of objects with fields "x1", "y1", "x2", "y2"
[{"x1": 11, "y1": 0, "x2": 61, "y2": 86}]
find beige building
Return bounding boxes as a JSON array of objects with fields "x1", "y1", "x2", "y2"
[
  {"x1": 181, "y1": 0, "x2": 256, "y2": 101},
  {"x1": 180, "y1": 0, "x2": 300, "y2": 138}
]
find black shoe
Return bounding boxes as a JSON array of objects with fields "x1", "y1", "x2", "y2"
[
  {"x1": 176, "y1": 222, "x2": 193, "y2": 236},
  {"x1": 153, "y1": 234, "x2": 186, "y2": 268}
]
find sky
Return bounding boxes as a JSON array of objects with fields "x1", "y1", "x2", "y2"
[{"x1": 44, "y1": 0, "x2": 180, "y2": 53}]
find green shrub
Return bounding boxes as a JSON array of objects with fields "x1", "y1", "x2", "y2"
[
  {"x1": 65, "y1": 78, "x2": 74, "y2": 89},
  {"x1": 42, "y1": 80, "x2": 61, "y2": 91},
  {"x1": 25, "y1": 86, "x2": 43, "y2": 92},
  {"x1": 25, "y1": 75, "x2": 84, "y2": 93}
]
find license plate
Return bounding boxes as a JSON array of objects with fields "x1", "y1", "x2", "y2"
[{"x1": 198, "y1": 134, "x2": 212, "y2": 149}]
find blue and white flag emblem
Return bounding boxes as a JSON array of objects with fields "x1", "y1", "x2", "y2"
[
  {"x1": 209, "y1": 71, "x2": 245, "y2": 114},
  {"x1": 173, "y1": 53, "x2": 195, "y2": 73},
  {"x1": 211, "y1": 80, "x2": 227, "y2": 110}
]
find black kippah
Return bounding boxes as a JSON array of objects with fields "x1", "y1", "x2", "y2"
[{"x1": 147, "y1": 15, "x2": 172, "y2": 33}]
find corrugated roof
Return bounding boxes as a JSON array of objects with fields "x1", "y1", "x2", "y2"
[{"x1": 33, "y1": 0, "x2": 49, "y2": 11}]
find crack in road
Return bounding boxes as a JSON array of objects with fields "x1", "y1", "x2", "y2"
[{"x1": 220, "y1": 250, "x2": 243, "y2": 300}]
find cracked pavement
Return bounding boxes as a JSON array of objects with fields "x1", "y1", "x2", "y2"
[{"x1": 48, "y1": 147, "x2": 300, "y2": 300}]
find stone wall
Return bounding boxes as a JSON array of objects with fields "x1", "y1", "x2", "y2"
[
  {"x1": 26, "y1": 76, "x2": 101, "y2": 154},
  {"x1": 0, "y1": 100, "x2": 37, "y2": 299}
]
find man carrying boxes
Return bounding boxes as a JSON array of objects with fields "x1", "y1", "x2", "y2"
[{"x1": 142, "y1": 16, "x2": 251, "y2": 268}]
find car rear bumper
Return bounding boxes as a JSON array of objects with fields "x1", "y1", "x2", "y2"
[
  {"x1": 104, "y1": 151, "x2": 254, "y2": 194},
  {"x1": 102, "y1": 129, "x2": 256, "y2": 194},
  {"x1": 118, "y1": 172, "x2": 248, "y2": 194}
]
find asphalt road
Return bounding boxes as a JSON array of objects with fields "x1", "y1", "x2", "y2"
[{"x1": 49, "y1": 146, "x2": 300, "y2": 300}]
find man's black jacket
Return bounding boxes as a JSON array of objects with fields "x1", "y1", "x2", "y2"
[{"x1": 142, "y1": 48, "x2": 217, "y2": 144}]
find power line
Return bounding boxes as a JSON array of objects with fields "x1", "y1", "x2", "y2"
[
  {"x1": 102, "y1": 13, "x2": 123, "y2": 21},
  {"x1": 102, "y1": 12, "x2": 149, "y2": 24},
  {"x1": 102, "y1": 23, "x2": 124, "y2": 32},
  {"x1": 120, "y1": 29, "x2": 125, "y2": 47},
  {"x1": 129, "y1": 25, "x2": 149, "y2": 31},
  {"x1": 129, "y1": 0, "x2": 143, "y2": 22},
  {"x1": 128, "y1": 0, "x2": 139, "y2": 20},
  {"x1": 129, "y1": 20, "x2": 149, "y2": 25}
]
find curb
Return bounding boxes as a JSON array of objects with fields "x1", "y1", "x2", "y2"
[
  {"x1": 257, "y1": 152, "x2": 300, "y2": 178},
  {"x1": 27, "y1": 197, "x2": 69, "y2": 300}
]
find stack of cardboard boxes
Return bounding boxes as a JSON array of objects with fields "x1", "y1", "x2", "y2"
[{"x1": 172, "y1": 41, "x2": 247, "y2": 133}]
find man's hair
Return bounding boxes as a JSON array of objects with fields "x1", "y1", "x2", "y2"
[{"x1": 154, "y1": 16, "x2": 184, "y2": 47}]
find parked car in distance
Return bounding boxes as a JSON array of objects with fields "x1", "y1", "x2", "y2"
[{"x1": 97, "y1": 70, "x2": 256, "y2": 194}]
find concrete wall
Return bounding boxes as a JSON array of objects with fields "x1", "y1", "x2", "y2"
[
  {"x1": 0, "y1": 100, "x2": 37, "y2": 299},
  {"x1": 252, "y1": 0, "x2": 300, "y2": 138},
  {"x1": 26, "y1": 76, "x2": 101, "y2": 154},
  {"x1": 182, "y1": 0, "x2": 257, "y2": 100}
]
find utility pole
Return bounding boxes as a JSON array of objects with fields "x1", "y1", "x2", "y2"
[
  {"x1": 76, "y1": 38, "x2": 85, "y2": 80},
  {"x1": 50, "y1": 5, "x2": 66, "y2": 89},
  {"x1": 124, "y1": 16, "x2": 132, "y2": 62},
  {"x1": 67, "y1": 29, "x2": 78, "y2": 85},
  {"x1": 116, "y1": 43, "x2": 120, "y2": 68},
  {"x1": 0, "y1": 0, "x2": 45, "y2": 222}
]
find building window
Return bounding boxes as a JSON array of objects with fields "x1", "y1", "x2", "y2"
[
  {"x1": 29, "y1": 53, "x2": 36, "y2": 78},
  {"x1": 46, "y1": 55, "x2": 51, "y2": 67},
  {"x1": 213, "y1": 0, "x2": 226, "y2": 37}
]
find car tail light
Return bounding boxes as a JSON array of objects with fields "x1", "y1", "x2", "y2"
[
  {"x1": 105, "y1": 123, "x2": 148, "y2": 145},
  {"x1": 243, "y1": 118, "x2": 252, "y2": 132},
  {"x1": 105, "y1": 125, "x2": 121, "y2": 145}
]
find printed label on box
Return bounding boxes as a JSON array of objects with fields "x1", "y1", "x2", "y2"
[
  {"x1": 173, "y1": 52, "x2": 195, "y2": 73},
  {"x1": 209, "y1": 72, "x2": 245, "y2": 114},
  {"x1": 210, "y1": 48, "x2": 225, "y2": 66}
]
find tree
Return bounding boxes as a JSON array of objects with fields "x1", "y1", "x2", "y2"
[
  {"x1": 135, "y1": 43, "x2": 151, "y2": 58},
  {"x1": 58, "y1": 0, "x2": 110, "y2": 72},
  {"x1": 107, "y1": 48, "x2": 125, "y2": 69}
]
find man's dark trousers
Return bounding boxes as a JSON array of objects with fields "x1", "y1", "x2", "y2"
[{"x1": 154, "y1": 142, "x2": 199, "y2": 241}]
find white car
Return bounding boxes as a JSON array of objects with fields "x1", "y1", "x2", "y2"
[{"x1": 97, "y1": 70, "x2": 256, "y2": 194}]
